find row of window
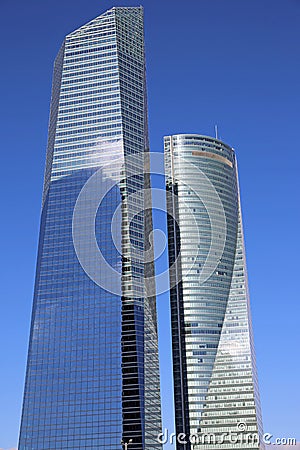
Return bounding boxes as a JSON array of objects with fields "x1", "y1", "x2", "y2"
[
  {"x1": 65, "y1": 42, "x2": 117, "y2": 57},
  {"x1": 56, "y1": 114, "x2": 122, "y2": 131},
  {"x1": 64, "y1": 52, "x2": 117, "y2": 71},
  {"x1": 60, "y1": 79, "x2": 119, "y2": 99},
  {"x1": 66, "y1": 31, "x2": 116, "y2": 49},
  {"x1": 59, "y1": 92, "x2": 120, "y2": 108}
]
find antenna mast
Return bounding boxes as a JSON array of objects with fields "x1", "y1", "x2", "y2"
[{"x1": 215, "y1": 125, "x2": 218, "y2": 140}]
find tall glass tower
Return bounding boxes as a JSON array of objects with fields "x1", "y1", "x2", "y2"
[
  {"x1": 165, "y1": 134, "x2": 264, "y2": 449},
  {"x1": 19, "y1": 8, "x2": 161, "y2": 450}
]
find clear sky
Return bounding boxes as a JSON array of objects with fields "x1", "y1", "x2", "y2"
[{"x1": 0, "y1": 0, "x2": 299, "y2": 448}]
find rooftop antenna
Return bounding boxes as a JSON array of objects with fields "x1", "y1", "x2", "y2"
[{"x1": 215, "y1": 124, "x2": 218, "y2": 140}]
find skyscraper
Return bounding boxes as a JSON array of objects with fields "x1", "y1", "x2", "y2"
[
  {"x1": 19, "y1": 7, "x2": 161, "y2": 450},
  {"x1": 165, "y1": 134, "x2": 264, "y2": 449}
]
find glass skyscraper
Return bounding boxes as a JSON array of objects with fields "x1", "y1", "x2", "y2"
[
  {"x1": 19, "y1": 7, "x2": 161, "y2": 450},
  {"x1": 165, "y1": 134, "x2": 264, "y2": 449}
]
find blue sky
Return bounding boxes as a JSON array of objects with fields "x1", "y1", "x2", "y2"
[{"x1": 0, "y1": 0, "x2": 299, "y2": 448}]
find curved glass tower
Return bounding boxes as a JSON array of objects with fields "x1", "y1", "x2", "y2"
[
  {"x1": 165, "y1": 134, "x2": 264, "y2": 449},
  {"x1": 18, "y1": 8, "x2": 161, "y2": 450}
]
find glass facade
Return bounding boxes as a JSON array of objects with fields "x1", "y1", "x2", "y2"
[
  {"x1": 165, "y1": 134, "x2": 264, "y2": 449},
  {"x1": 19, "y1": 8, "x2": 161, "y2": 450}
]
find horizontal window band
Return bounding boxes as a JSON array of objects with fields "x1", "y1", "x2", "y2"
[{"x1": 192, "y1": 150, "x2": 233, "y2": 168}]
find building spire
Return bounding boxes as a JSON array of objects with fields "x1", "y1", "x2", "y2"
[{"x1": 215, "y1": 124, "x2": 218, "y2": 140}]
